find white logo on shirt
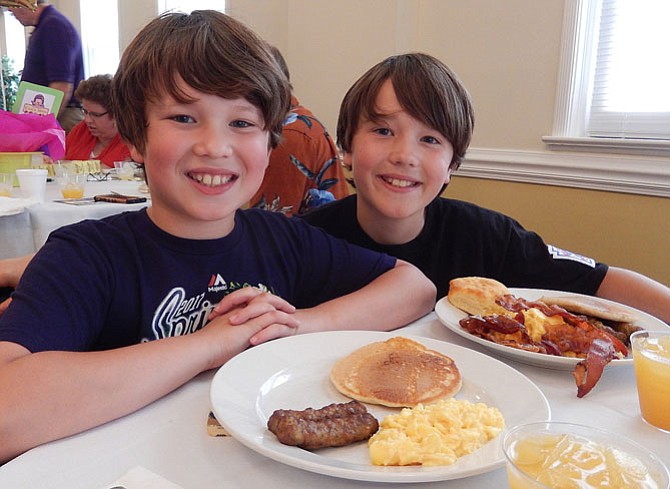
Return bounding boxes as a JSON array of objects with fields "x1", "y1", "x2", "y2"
[{"x1": 547, "y1": 244, "x2": 596, "y2": 268}]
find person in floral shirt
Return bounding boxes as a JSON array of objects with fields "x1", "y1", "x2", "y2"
[{"x1": 250, "y1": 45, "x2": 349, "y2": 216}]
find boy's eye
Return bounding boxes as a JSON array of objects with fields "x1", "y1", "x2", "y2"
[
  {"x1": 421, "y1": 135, "x2": 441, "y2": 144},
  {"x1": 373, "y1": 127, "x2": 392, "y2": 136},
  {"x1": 231, "y1": 120, "x2": 254, "y2": 128},
  {"x1": 171, "y1": 114, "x2": 194, "y2": 124}
]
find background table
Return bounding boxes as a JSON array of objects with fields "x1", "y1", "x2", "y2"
[
  {"x1": 1, "y1": 313, "x2": 667, "y2": 488},
  {"x1": 0, "y1": 179, "x2": 149, "y2": 259}
]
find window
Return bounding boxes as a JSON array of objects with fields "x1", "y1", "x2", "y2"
[
  {"x1": 545, "y1": 0, "x2": 670, "y2": 153},
  {"x1": 80, "y1": 0, "x2": 119, "y2": 76}
]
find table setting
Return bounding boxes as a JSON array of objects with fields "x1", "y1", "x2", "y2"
[
  {"x1": 0, "y1": 167, "x2": 149, "y2": 259},
  {"x1": 1, "y1": 288, "x2": 668, "y2": 488}
]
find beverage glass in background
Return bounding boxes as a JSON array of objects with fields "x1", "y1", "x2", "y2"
[
  {"x1": 632, "y1": 330, "x2": 670, "y2": 432},
  {"x1": 114, "y1": 161, "x2": 135, "y2": 180},
  {"x1": 15, "y1": 169, "x2": 48, "y2": 202},
  {"x1": 57, "y1": 172, "x2": 87, "y2": 199},
  {"x1": 0, "y1": 173, "x2": 14, "y2": 197},
  {"x1": 503, "y1": 422, "x2": 669, "y2": 489}
]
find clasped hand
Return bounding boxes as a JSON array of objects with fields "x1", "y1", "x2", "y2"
[{"x1": 206, "y1": 286, "x2": 300, "y2": 351}]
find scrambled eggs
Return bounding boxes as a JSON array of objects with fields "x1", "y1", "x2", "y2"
[
  {"x1": 521, "y1": 308, "x2": 564, "y2": 342},
  {"x1": 368, "y1": 398, "x2": 504, "y2": 466}
]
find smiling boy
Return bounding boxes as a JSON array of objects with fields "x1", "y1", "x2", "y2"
[
  {"x1": 302, "y1": 53, "x2": 670, "y2": 323},
  {"x1": 0, "y1": 13, "x2": 435, "y2": 463}
]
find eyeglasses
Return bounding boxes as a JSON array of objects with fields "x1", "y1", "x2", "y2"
[{"x1": 82, "y1": 108, "x2": 109, "y2": 119}]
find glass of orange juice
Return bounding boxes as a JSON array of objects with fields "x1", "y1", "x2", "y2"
[
  {"x1": 57, "y1": 171, "x2": 87, "y2": 199},
  {"x1": 503, "y1": 422, "x2": 669, "y2": 489},
  {"x1": 632, "y1": 330, "x2": 670, "y2": 432}
]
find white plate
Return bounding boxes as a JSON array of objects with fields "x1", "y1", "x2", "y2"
[
  {"x1": 436, "y1": 288, "x2": 670, "y2": 370},
  {"x1": 210, "y1": 330, "x2": 550, "y2": 483}
]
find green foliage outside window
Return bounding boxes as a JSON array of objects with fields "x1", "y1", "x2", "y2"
[{"x1": 1, "y1": 55, "x2": 20, "y2": 111}]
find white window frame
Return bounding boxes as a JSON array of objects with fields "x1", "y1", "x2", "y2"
[
  {"x1": 543, "y1": 0, "x2": 670, "y2": 156},
  {"x1": 458, "y1": 0, "x2": 669, "y2": 198}
]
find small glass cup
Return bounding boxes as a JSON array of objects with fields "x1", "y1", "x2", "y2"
[
  {"x1": 632, "y1": 330, "x2": 670, "y2": 432},
  {"x1": 114, "y1": 161, "x2": 135, "y2": 180},
  {"x1": 0, "y1": 173, "x2": 14, "y2": 197},
  {"x1": 56, "y1": 171, "x2": 87, "y2": 199},
  {"x1": 503, "y1": 422, "x2": 669, "y2": 489}
]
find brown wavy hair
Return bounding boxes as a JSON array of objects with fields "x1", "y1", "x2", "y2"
[
  {"x1": 337, "y1": 53, "x2": 474, "y2": 170},
  {"x1": 75, "y1": 74, "x2": 114, "y2": 114},
  {"x1": 112, "y1": 10, "x2": 291, "y2": 155}
]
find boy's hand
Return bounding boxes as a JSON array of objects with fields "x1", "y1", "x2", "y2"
[{"x1": 206, "y1": 287, "x2": 300, "y2": 349}]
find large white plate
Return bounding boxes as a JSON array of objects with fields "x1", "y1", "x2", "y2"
[
  {"x1": 210, "y1": 330, "x2": 550, "y2": 483},
  {"x1": 436, "y1": 288, "x2": 670, "y2": 370}
]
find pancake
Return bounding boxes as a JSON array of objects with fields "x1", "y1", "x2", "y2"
[
  {"x1": 539, "y1": 295, "x2": 638, "y2": 323},
  {"x1": 330, "y1": 337, "x2": 462, "y2": 408},
  {"x1": 447, "y1": 277, "x2": 511, "y2": 316}
]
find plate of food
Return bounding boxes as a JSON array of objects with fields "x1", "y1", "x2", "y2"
[
  {"x1": 435, "y1": 277, "x2": 668, "y2": 376},
  {"x1": 210, "y1": 330, "x2": 550, "y2": 483}
]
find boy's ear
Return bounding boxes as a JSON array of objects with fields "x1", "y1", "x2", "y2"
[
  {"x1": 342, "y1": 151, "x2": 353, "y2": 171},
  {"x1": 129, "y1": 146, "x2": 144, "y2": 163}
]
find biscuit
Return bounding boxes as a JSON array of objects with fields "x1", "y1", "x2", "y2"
[{"x1": 447, "y1": 276, "x2": 511, "y2": 316}]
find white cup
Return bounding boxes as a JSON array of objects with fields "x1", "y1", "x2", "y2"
[{"x1": 16, "y1": 168, "x2": 48, "y2": 202}]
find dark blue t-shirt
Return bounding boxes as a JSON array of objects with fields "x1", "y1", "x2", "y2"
[{"x1": 0, "y1": 208, "x2": 395, "y2": 352}]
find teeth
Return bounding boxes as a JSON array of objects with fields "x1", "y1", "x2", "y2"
[
  {"x1": 384, "y1": 177, "x2": 416, "y2": 188},
  {"x1": 192, "y1": 173, "x2": 233, "y2": 187}
]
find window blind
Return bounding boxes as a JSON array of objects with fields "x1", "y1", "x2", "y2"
[{"x1": 588, "y1": 0, "x2": 670, "y2": 139}]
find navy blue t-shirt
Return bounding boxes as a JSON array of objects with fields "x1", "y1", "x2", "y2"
[{"x1": 0, "y1": 208, "x2": 395, "y2": 352}]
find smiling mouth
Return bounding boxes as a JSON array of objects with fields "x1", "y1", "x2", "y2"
[
  {"x1": 381, "y1": 176, "x2": 419, "y2": 188},
  {"x1": 190, "y1": 173, "x2": 236, "y2": 187}
]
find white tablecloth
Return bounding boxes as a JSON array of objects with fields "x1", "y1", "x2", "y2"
[
  {"x1": 1, "y1": 313, "x2": 667, "y2": 488},
  {"x1": 0, "y1": 179, "x2": 150, "y2": 259}
]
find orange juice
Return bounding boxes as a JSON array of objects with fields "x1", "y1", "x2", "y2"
[
  {"x1": 60, "y1": 184, "x2": 84, "y2": 199},
  {"x1": 632, "y1": 332, "x2": 670, "y2": 432},
  {"x1": 507, "y1": 433, "x2": 661, "y2": 488}
]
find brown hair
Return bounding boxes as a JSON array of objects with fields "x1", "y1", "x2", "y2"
[
  {"x1": 75, "y1": 74, "x2": 114, "y2": 114},
  {"x1": 337, "y1": 53, "x2": 474, "y2": 170},
  {"x1": 112, "y1": 10, "x2": 291, "y2": 154}
]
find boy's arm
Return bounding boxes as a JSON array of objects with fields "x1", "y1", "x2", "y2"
[
  {"x1": 596, "y1": 266, "x2": 670, "y2": 323},
  {"x1": 0, "y1": 291, "x2": 299, "y2": 463},
  {"x1": 253, "y1": 259, "x2": 436, "y2": 342}
]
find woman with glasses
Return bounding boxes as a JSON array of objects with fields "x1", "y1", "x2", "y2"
[{"x1": 65, "y1": 74, "x2": 132, "y2": 167}]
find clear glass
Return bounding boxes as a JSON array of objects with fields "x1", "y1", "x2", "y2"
[
  {"x1": 503, "y1": 422, "x2": 669, "y2": 489},
  {"x1": 632, "y1": 330, "x2": 670, "y2": 432}
]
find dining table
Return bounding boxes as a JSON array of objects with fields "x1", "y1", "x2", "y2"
[
  {"x1": 1, "y1": 311, "x2": 667, "y2": 489},
  {"x1": 0, "y1": 177, "x2": 150, "y2": 260}
]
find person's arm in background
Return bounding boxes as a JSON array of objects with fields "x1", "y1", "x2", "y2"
[
  {"x1": 0, "y1": 254, "x2": 33, "y2": 289},
  {"x1": 0, "y1": 254, "x2": 34, "y2": 315},
  {"x1": 49, "y1": 81, "x2": 74, "y2": 115},
  {"x1": 596, "y1": 266, "x2": 670, "y2": 323}
]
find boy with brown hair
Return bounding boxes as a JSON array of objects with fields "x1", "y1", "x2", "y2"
[
  {"x1": 0, "y1": 13, "x2": 435, "y2": 462},
  {"x1": 303, "y1": 53, "x2": 670, "y2": 322}
]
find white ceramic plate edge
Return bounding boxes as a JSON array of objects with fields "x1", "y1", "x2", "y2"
[{"x1": 436, "y1": 288, "x2": 670, "y2": 370}]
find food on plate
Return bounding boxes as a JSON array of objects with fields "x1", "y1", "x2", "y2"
[
  {"x1": 267, "y1": 400, "x2": 379, "y2": 450},
  {"x1": 368, "y1": 398, "x2": 504, "y2": 466},
  {"x1": 447, "y1": 276, "x2": 512, "y2": 316},
  {"x1": 330, "y1": 336, "x2": 462, "y2": 407},
  {"x1": 447, "y1": 278, "x2": 643, "y2": 398},
  {"x1": 539, "y1": 294, "x2": 638, "y2": 324}
]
